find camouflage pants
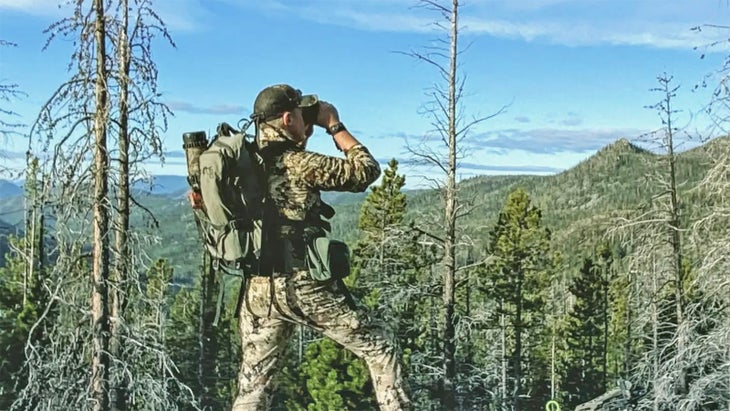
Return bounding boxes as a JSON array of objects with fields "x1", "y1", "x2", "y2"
[{"x1": 231, "y1": 270, "x2": 411, "y2": 411}]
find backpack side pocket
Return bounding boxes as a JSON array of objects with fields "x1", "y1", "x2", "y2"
[{"x1": 306, "y1": 237, "x2": 351, "y2": 282}]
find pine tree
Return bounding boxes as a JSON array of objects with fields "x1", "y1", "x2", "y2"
[
  {"x1": 352, "y1": 158, "x2": 434, "y2": 399},
  {"x1": 562, "y1": 246, "x2": 613, "y2": 408},
  {"x1": 295, "y1": 338, "x2": 376, "y2": 411},
  {"x1": 480, "y1": 188, "x2": 556, "y2": 411},
  {"x1": 165, "y1": 256, "x2": 240, "y2": 409},
  {"x1": 0, "y1": 237, "x2": 43, "y2": 409},
  {"x1": 12, "y1": 1, "x2": 176, "y2": 408}
]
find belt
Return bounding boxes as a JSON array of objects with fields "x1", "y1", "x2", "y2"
[{"x1": 248, "y1": 257, "x2": 307, "y2": 278}]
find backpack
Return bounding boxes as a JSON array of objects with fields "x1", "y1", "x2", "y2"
[
  {"x1": 182, "y1": 122, "x2": 350, "y2": 323},
  {"x1": 184, "y1": 123, "x2": 264, "y2": 266}
]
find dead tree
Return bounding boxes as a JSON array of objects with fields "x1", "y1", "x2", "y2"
[
  {"x1": 110, "y1": 1, "x2": 130, "y2": 407},
  {"x1": 90, "y1": 1, "x2": 112, "y2": 409},
  {"x1": 400, "y1": 1, "x2": 505, "y2": 408},
  {"x1": 12, "y1": 1, "x2": 178, "y2": 409}
]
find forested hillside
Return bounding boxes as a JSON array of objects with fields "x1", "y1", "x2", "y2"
[{"x1": 1, "y1": 115, "x2": 727, "y2": 411}]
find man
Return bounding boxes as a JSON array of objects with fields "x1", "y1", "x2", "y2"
[{"x1": 232, "y1": 84, "x2": 411, "y2": 411}]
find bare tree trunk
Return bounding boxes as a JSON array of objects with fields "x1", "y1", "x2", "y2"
[
  {"x1": 501, "y1": 301, "x2": 507, "y2": 411},
  {"x1": 625, "y1": 270, "x2": 634, "y2": 376},
  {"x1": 111, "y1": 1, "x2": 131, "y2": 408},
  {"x1": 602, "y1": 262, "x2": 609, "y2": 389},
  {"x1": 441, "y1": 1, "x2": 459, "y2": 409},
  {"x1": 652, "y1": 259, "x2": 659, "y2": 411},
  {"x1": 91, "y1": 0, "x2": 111, "y2": 409},
  {"x1": 23, "y1": 153, "x2": 43, "y2": 306},
  {"x1": 514, "y1": 275, "x2": 523, "y2": 411},
  {"x1": 198, "y1": 252, "x2": 218, "y2": 409},
  {"x1": 551, "y1": 331, "x2": 556, "y2": 400},
  {"x1": 664, "y1": 97, "x2": 687, "y2": 394}
]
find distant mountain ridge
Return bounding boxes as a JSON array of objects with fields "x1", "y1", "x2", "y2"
[
  {"x1": 1, "y1": 136, "x2": 727, "y2": 278},
  {"x1": 401, "y1": 135, "x2": 729, "y2": 266},
  {"x1": 0, "y1": 180, "x2": 22, "y2": 198},
  {"x1": 133, "y1": 175, "x2": 190, "y2": 196}
]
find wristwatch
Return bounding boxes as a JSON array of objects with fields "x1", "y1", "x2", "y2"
[{"x1": 326, "y1": 122, "x2": 347, "y2": 136}]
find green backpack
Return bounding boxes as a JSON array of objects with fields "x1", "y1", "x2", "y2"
[
  {"x1": 183, "y1": 123, "x2": 351, "y2": 294},
  {"x1": 184, "y1": 123, "x2": 264, "y2": 266}
]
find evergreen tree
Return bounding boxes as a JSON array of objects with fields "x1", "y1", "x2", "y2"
[
  {"x1": 0, "y1": 237, "x2": 41, "y2": 409},
  {"x1": 351, "y1": 158, "x2": 434, "y2": 402},
  {"x1": 562, "y1": 246, "x2": 613, "y2": 408},
  {"x1": 292, "y1": 338, "x2": 375, "y2": 411},
  {"x1": 165, "y1": 257, "x2": 240, "y2": 409},
  {"x1": 480, "y1": 188, "x2": 556, "y2": 411},
  {"x1": 0, "y1": 158, "x2": 49, "y2": 409}
]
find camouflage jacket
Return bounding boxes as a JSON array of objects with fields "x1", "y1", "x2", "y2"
[{"x1": 257, "y1": 125, "x2": 381, "y2": 224}]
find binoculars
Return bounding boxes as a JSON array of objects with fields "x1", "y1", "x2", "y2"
[{"x1": 302, "y1": 102, "x2": 319, "y2": 126}]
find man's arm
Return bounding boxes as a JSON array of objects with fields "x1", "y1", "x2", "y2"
[
  {"x1": 293, "y1": 101, "x2": 381, "y2": 192},
  {"x1": 293, "y1": 146, "x2": 380, "y2": 192}
]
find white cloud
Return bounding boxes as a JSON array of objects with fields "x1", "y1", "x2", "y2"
[
  {"x1": 167, "y1": 101, "x2": 247, "y2": 116},
  {"x1": 466, "y1": 127, "x2": 646, "y2": 154},
  {"x1": 229, "y1": 0, "x2": 730, "y2": 51},
  {"x1": 0, "y1": 0, "x2": 209, "y2": 32},
  {"x1": 0, "y1": 0, "x2": 69, "y2": 17},
  {"x1": 6, "y1": 0, "x2": 726, "y2": 50}
]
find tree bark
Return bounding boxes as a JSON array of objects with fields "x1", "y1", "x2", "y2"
[
  {"x1": 664, "y1": 93, "x2": 686, "y2": 394},
  {"x1": 91, "y1": 0, "x2": 111, "y2": 408},
  {"x1": 501, "y1": 301, "x2": 507, "y2": 411},
  {"x1": 198, "y1": 252, "x2": 218, "y2": 409},
  {"x1": 111, "y1": 1, "x2": 131, "y2": 408},
  {"x1": 441, "y1": 1, "x2": 459, "y2": 410},
  {"x1": 514, "y1": 271, "x2": 523, "y2": 411}
]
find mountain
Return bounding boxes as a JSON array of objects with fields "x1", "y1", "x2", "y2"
[
  {"x1": 0, "y1": 179, "x2": 22, "y2": 198},
  {"x1": 397, "y1": 136, "x2": 727, "y2": 267},
  {"x1": 243, "y1": 136, "x2": 727, "y2": 260},
  {"x1": 133, "y1": 175, "x2": 190, "y2": 197},
  {"x1": 0, "y1": 194, "x2": 24, "y2": 227},
  {"x1": 1, "y1": 136, "x2": 726, "y2": 278}
]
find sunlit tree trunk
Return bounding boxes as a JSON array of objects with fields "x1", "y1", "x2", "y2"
[
  {"x1": 111, "y1": 0, "x2": 131, "y2": 408},
  {"x1": 91, "y1": 0, "x2": 111, "y2": 408},
  {"x1": 441, "y1": 1, "x2": 459, "y2": 409}
]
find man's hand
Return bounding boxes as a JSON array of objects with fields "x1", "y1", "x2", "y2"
[{"x1": 315, "y1": 101, "x2": 340, "y2": 129}]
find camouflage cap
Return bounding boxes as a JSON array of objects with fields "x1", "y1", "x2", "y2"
[{"x1": 252, "y1": 84, "x2": 318, "y2": 121}]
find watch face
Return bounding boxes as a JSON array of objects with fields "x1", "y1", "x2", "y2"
[{"x1": 328, "y1": 123, "x2": 345, "y2": 135}]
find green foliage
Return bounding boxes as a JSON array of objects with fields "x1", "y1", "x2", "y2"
[
  {"x1": 562, "y1": 246, "x2": 613, "y2": 408},
  {"x1": 480, "y1": 188, "x2": 557, "y2": 409},
  {"x1": 294, "y1": 338, "x2": 375, "y2": 411},
  {"x1": 357, "y1": 158, "x2": 407, "y2": 235},
  {"x1": 0, "y1": 229, "x2": 49, "y2": 410},
  {"x1": 483, "y1": 188, "x2": 553, "y2": 326},
  {"x1": 164, "y1": 255, "x2": 240, "y2": 410},
  {"x1": 0, "y1": 238, "x2": 32, "y2": 409}
]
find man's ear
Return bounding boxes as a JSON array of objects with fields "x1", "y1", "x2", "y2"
[{"x1": 281, "y1": 111, "x2": 293, "y2": 127}]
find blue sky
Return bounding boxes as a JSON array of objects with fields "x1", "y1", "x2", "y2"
[{"x1": 1, "y1": 0, "x2": 729, "y2": 187}]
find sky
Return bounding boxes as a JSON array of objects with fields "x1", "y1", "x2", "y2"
[{"x1": 1, "y1": 0, "x2": 729, "y2": 188}]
